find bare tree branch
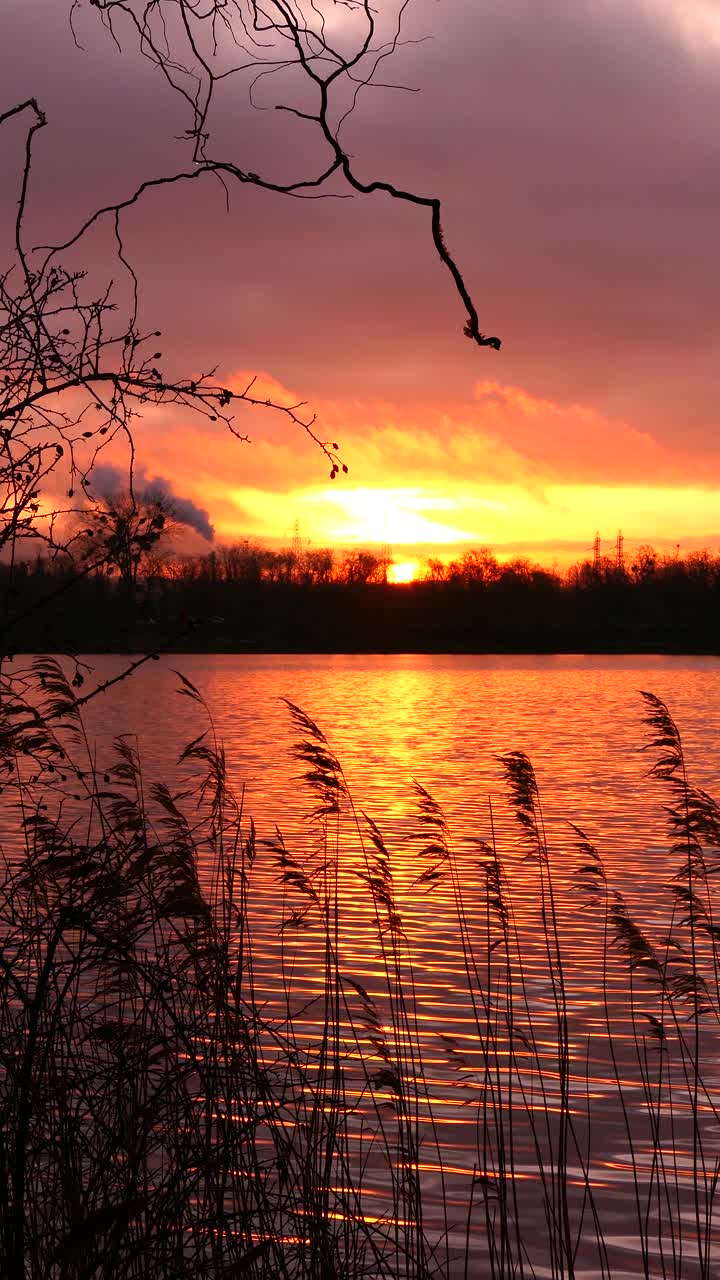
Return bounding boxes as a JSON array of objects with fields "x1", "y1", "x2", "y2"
[{"x1": 79, "y1": 0, "x2": 501, "y2": 347}]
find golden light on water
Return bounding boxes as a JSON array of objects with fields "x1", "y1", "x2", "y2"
[{"x1": 61, "y1": 653, "x2": 720, "y2": 1273}]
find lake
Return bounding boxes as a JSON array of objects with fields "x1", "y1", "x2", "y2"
[{"x1": 52, "y1": 655, "x2": 720, "y2": 1274}]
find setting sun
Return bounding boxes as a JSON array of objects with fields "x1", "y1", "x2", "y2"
[
  {"x1": 4, "y1": 1, "x2": 720, "y2": 1276},
  {"x1": 388, "y1": 559, "x2": 421, "y2": 584}
]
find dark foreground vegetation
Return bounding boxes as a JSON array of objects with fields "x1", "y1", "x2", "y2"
[
  {"x1": 2, "y1": 662, "x2": 720, "y2": 1278},
  {"x1": 5, "y1": 542, "x2": 720, "y2": 654}
]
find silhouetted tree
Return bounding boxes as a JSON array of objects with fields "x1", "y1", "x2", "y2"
[
  {"x1": 300, "y1": 548, "x2": 335, "y2": 586},
  {"x1": 446, "y1": 548, "x2": 500, "y2": 587},
  {"x1": 631, "y1": 544, "x2": 658, "y2": 581},
  {"x1": 0, "y1": 100, "x2": 337, "y2": 659},
  {"x1": 339, "y1": 549, "x2": 384, "y2": 585},
  {"x1": 5, "y1": 538, "x2": 720, "y2": 653},
  {"x1": 72, "y1": 489, "x2": 176, "y2": 588},
  {"x1": 2, "y1": 2, "x2": 501, "y2": 669},
  {"x1": 422, "y1": 557, "x2": 448, "y2": 583}
]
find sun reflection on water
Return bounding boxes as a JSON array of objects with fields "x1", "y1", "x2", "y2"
[{"x1": 76, "y1": 652, "x2": 720, "y2": 1275}]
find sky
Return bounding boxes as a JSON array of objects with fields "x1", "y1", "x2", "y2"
[{"x1": 3, "y1": 0, "x2": 720, "y2": 574}]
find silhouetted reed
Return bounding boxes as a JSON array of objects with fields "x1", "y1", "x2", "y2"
[{"x1": 1, "y1": 662, "x2": 720, "y2": 1277}]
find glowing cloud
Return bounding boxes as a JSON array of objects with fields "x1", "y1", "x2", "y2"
[
  {"x1": 116, "y1": 370, "x2": 720, "y2": 566},
  {"x1": 303, "y1": 487, "x2": 474, "y2": 546}
]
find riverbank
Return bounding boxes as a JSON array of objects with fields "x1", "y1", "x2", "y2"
[{"x1": 6, "y1": 576, "x2": 720, "y2": 655}]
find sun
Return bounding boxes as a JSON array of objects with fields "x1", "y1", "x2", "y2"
[{"x1": 388, "y1": 559, "x2": 420, "y2": 584}]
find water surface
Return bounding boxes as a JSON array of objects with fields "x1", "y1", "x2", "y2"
[{"x1": 76, "y1": 653, "x2": 720, "y2": 1276}]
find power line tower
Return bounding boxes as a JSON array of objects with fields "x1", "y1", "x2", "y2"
[
  {"x1": 592, "y1": 531, "x2": 601, "y2": 572},
  {"x1": 290, "y1": 519, "x2": 304, "y2": 562},
  {"x1": 379, "y1": 542, "x2": 392, "y2": 583},
  {"x1": 615, "y1": 529, "x2": 624, "y2": 573}
]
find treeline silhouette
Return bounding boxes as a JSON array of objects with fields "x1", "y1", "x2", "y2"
[{"x1": 5, "y1": 540, "x2": 720, "y2": 653}]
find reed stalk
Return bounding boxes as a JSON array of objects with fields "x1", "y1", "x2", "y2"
[{"x1": 1, "y1": 662, "x2": 719, "y2": 1277}]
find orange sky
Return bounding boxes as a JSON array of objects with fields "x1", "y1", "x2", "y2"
[
  {"x1": 5, "y1": 0, "x2": 720, "y2": 574},
  {"x1": 122, "y1": 370, "x2": 720, "y2": 573}
]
